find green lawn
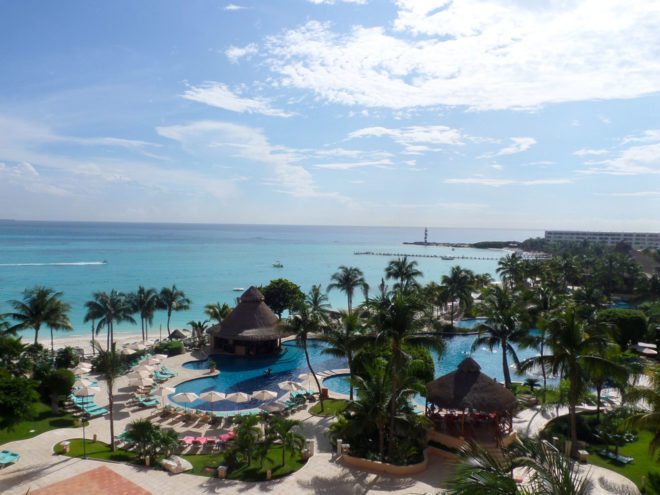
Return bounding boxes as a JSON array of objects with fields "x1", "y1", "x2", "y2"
[
  {"x1": 309, "y1": 398, "x2": 349, "y2": 416},
  {"x1": 587, "y1": 430, "x2": 660, "y2": 490},
  {"x1": 0, "y1": 402, "x2": 82, "y2": 445},
  {"x1": 55, "y1": 439, "x2": 306, "y2": 481}
]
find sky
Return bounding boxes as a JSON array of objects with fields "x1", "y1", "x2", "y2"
[{"x1": 1, "y1": 0, "x2": 660, "y2": 230}]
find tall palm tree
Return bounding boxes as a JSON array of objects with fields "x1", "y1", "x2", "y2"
[
  {"x1": 204, "y1": 301, "x2": 232, "y2": 324},
  {"x1": 158, "y1": 285, "x2": 191, "y2": 337},
  {"x1": 187, "y1": 320, "x2": 209, "y2": 347},
  {"x1": 233, "y1": 415, "x2": 262, "y2": 466},
  {"x1": 84, "y1": 290, "x2": 135, "y2": 349},
  {"x1": 7, "y1": 286, "x2": 71, "y2": 345},
  {"x1": 286, "y1": 302, "x2": 326, "y2": 412},
  {"x1": 364, "y1": 290, "x2": 444, "y2": 457},
  {"x1": 129, "y1": 286, "x2": 159, "y2": 342},
  {"x1": 385, "y1": 256, "x2": 423, "y2": 293},
  {"x1": 328, "y1": 265, "x2": 366, "y2": 314},
  {"x1": 93, "y1": 341, "x2": 124, "y2": 451},
  {"x1": 441, "y1": 266, "x2": 474, "y2": 326},
  {"x1": 625, "y1": 366, "x2": 660, "y2": 454},
  {"x1": 306, "y1": 284, "x2": 331, "y2": 323},
  {"x1": 519, "y1": 307, "x2": 623, "y2": 457},
  {"x1": 46, "y1": 299, "x2": 73, "y2": 357},
  {"x1": 472, "y1": 285, "x2": 527, "y2": 388},
  {"x1": 322, "y1": 311, "x2": 365, "y2": 400},
  {"x1": 497, "y1": 252, "x2": 525, "y2": 289}
]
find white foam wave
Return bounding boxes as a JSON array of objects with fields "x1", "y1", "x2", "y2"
[{"x1": 0, "y1": 261, "x2": 107, "y2": 267}]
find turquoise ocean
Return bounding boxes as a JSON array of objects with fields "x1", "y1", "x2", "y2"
[{"x1": 0, "y1": 221, "x2": 543, "y2": 340}]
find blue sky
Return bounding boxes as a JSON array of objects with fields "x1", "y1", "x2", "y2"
[{"x1": 1, "y1": 0, "x2": 659, "y2": 230}]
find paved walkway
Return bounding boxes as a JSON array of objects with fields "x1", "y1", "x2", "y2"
[{"x1": 0, "y1": 352, "x2": 640, "y2": 495}]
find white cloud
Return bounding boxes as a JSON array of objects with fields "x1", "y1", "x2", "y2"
[
  {"x1": 225, "y1": 43, "x2": 258, "y2": 63},
  {"x1": 622, "y1": 129, "x2": 660, "y2": 144},
  {"x1": 182, "y1": 82, "x2": 292, "y2": 117},
  {"x1": 579, "y1": 142, "x2": 660, "y2": 175},
  {"x1": 495, "y1": 137, "x2": 536, "y2": 156},
  {"x1": 348, "y1": 125, "x2": 464, "y2": 153},
  {"x1": 263, "y1": 2, "x2": 660, "y2": 110},
  {"x1": 491, "y1": 164, "x2": 503, "y2": 170},
  {"x1": 225, "y1": 4, "x2": 245, "y2": 11},
  {"x1": 314, "y1": 159, "x2": 392, "y2": 170},
  {"x1": 445, "y1": 177, "x2": 572, "y2": 187},
  {"x1": 574, "y1": 148, "x2": 608, "y2": 156},
  {"x1": 595, "y1": 191, "x2": 660, "y2": 197},
  {"x1": 307, "y1": 0, "x2": 367, "y2": 4}
]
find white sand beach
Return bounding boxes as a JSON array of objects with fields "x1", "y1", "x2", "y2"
[{"x1": 37, "y1": 332, "x2": 156, "y2": 356}]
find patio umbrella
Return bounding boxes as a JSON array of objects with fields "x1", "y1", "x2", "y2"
[
  {"x1": 74, "y1": 385, "x2": 100, "y2": 397},
  {"x1": 134, "y1": 364, "x2": 155, "y2": 372},
  {"x1": 261, "y1": 402, "x2": 286, "y2": 413},
  {"x1": 127, "y1": 370, "x2": 151, "y2": 379},
  {"x1": 199, "y1": 391, "x2": 226, "y2": 402},
  {"x1": 225, "y1": 392, "x2": 251, "y2": 408},
  {"x1": 153, "y1": 354, "x2": 168, "y2": 360},
  {"x1": 121, "y1": 348, "x2": 136, "y2": 355},
  {"x1": 298, "y1": 373, "x2": 321, "y2": 389},
  {"x1": 251, "y1": 390, "x2": 277, "y2": 401},
  {"x1": 172, "y1": 392, "x2": 199, "y2": 412},
  {"x1": 154, "y1": 386, "x2": 176, "y2": 406},
  {"x1": 129, "y1": 377, "x2": 154, "y2": 388},
  {"x1": 72, "y1": 364, "x2": 91, "y2": 375},
  {"x1": 73, "y1": 378, "x2": 94, "y2": 388},
  {"x1": 130, "y1": 343, "x2": 146, "y2": 351},
  {"x1": 278, "y1": 380, "x2": 305, "y2": 392}
]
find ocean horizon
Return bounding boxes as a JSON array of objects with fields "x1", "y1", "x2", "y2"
[{"x1": 0, "y1": 221, "x2": 544, "y2": 340}]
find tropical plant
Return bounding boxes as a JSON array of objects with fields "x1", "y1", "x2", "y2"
[
  {"x1": 497, "y1": 252, "x2": 526, "y2": 289},
  {"x1": 128, "y1": 286, "x2": 159, "y2": 342},
  {"x1": 84, "y1": 290, "x2": 135, "y2": 349},
  {"x1": 158, "y1": 285, "x2": 191, "y2": 337},
  {"x1": 42, "y1": 368, "x2": 75, "y2": 414},
  {"x1": 93, "y1": 341, "x2": 124, "y2": 451},
  {"x1": 204, "y1": 301, "x2": 232, "y2": 324},
  {"x1": 124, "y1": 418, "x2": 179, "y2": 460},
  {"x1": 441, "y1": 266, "x2": 474, "y2": 327},
  {"x1": 321, "y1": 310, "x2": 365, "y2": 400},
  {"x1": 364, "y1": 290, "x2": 444, "y2": 457},
  {"x1": 54, "y1": 346, "x2": 79, "y2": 369},
  {"x1": 328, "y1": 265, "x2": 366, "y2": 314},
  {"x1": 472, "y1": 285, "x2": 527, "y2": 388},
  {"x1": 447, "y1": 437, "x2": 590, "y2": 495},
  {"x1": 524, "y1": 377, "x2": 540, "y2": 393},
  {"x1": 286, "y1": 302, "x2": 325, "y2": 412},
  {"x1": 6, "y1": 286, "x2": 72, "y2": 347},
  {"x1": 0, "y1": 367, "x2": 39, "y2": 430},
  {"x1": 520, "y1": 307, "x2": 624, "y2": 456},
  {"x1": 187, "y1": 320, "x2": 209, "y2": 348},
  {"x1": 625, "y1": 365, "x2": 660, "y2": 454},
  {"x1": 260, "y1": 278, "x2": 305, "y2": 319},
  {"x1": 306, "y1": 284, "x2": 331, "y2": 324},
  {"x1": 385, "y1": 256, "x2": 423, "y2": 293},
  {"x1": 268, "y1": 416, "x2": 305, "y2": 467},
  {"x1": 232, "y1": 415, "x2": 262, "y2": 466}
]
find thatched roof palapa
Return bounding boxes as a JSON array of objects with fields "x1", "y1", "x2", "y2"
[
  {"x1": 425, "y1": 357, "x2": 517, "y2": 414},
  {"x1": 207, "y1": 286, "x2": 279, "y2": 342}
]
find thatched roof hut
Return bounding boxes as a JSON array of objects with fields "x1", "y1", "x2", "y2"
[
  {"x1": 425, "y1": 357, "x2": 517, "y2": 414},
  {"x1": 207, "y1": 287, "x2": 280, "y2": 355}
]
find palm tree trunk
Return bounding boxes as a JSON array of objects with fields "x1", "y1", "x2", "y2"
[
  {"x1": 502, "y1": 341, "x2": 511, "y2": 387},
  {"x1": 540, "y1": 340, "x2": 547, "y2": 403},
  {"x1": 379, "y1": 425, "x2": 385, "y2": 460},
  {"x1": 596, "y1": 384, "x2": 602, "y2": 420},
  {"x1": 34, "y1": 323, "x2": 40, "y2": 345},
  {"x1": 167, "y1": 310, "x2": 172, "y2": 337},
  {"x1": 450, "y1": 300, "x2": 455, "y2": 326},
  {"x1": 107, "y1": 322, "x2": 111, "y2": 350},
  {"x1": 91, "y1": 320, "x2": 96, "y2": 356},
  {"x1": 50, "y1": 327, "x2": 55, "y2": 358},
  {"x1": 348, "y1": 353, "x2": 354, "y2": 401},
  {"x1": 109, "y1": 378, "x2": 115, "y2": 451},
  {"x1": 347, "y1": 290, "x2": 353, "y2": 315},
  {"x1": 304, "y1": 342, "x2": 324, "y2": 412},
  {"x1": 389, "y1": 344, "x2": 399, "y2": 459},
  {"x1": 569, "y1": 403, "x2": 577, "y2": 458}
]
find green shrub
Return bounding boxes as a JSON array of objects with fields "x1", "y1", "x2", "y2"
[
  {"x1": 352, "y1": 343, "x2": 434, "y2": 383},
  {"x1": 154, "y1": 341, "x2": 184, "y2": 356},
  {"x1": 55, "y1": 346, "x2": 79, "y2": 369}
]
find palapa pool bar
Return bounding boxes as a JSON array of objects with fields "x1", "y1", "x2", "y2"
[
  {"x1": 207, "y1": 286, "x2": 281, "y2": 356},
  {"x1": 425, "y1": 357, "x2": 517, "y2": 445}
]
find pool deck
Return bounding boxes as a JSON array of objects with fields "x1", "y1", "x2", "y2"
[{"x1": 0, "y1": 351, "x2": 640, "y2": 495}]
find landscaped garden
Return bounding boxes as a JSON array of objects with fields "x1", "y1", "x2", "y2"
[{"x1": 0, "y1": 401, "x2": 82, "y2": 445}]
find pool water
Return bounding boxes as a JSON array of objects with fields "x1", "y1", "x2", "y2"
[
  {"x1": 454, "y1": 318, "x2": 486, "y2": 330},
  {"x1": 172, "y1": 340, "x2": 345, "y2": 411}
]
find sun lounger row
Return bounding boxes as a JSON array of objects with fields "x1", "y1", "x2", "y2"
[
  {"x1": 69, "y1": 394, "x2": 108, "y2": 417},
  {"x1": 0, "y1": 450, "x2": 20, "y2": 467},
  {"x1": 598, "y1": 449, "x2": 634, "y2": 464},
  {"x1": 134, "y1": 394, "x2": 160, "y2": 407},
  {"x1": 179, "y1": 431, "x2": 235, "y2": 446}
]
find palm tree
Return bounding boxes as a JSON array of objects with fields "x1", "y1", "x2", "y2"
[
  {"x1": 364, "y1": 290, "x2": 444, "y2": 457},
  {"x1": 385, "y1": 256, "x2": 423, "y2": 293},
  {"x1": 128, "y1": 286, "x2": 159, "y2": 342},
  {"x1": 268, "y1": 416, "x2": 305, "y2": 467},
  {"x1": 45, "y1": 299, "x2": 73, "y2": 357},
  {"x1": 286, "y1": 302, "x2": 326, "y2": 412},
  {"x1": 519, "y1": 307, "x2": 623, "y2": 457},
  {"x1": 93, "y1": 341, "x2": 124, "y2": 451},
  {"x1": 187, "y1": 320, "x2": 209, "y2": 347},
  {"x1": 204, "y1": 301, "x2": 232, "y2": 324},
  {"x1": 497, "y1": 252, "x2": 525, "y2": 289},
  {"x1": 233, "y1": 415, "x2": 262, "y2": 466},
  {"x1": 84, "y1": 290, "x2": 135, "y2": 349},
  {"x1": 625, "y1": 366, "x2": 660, "y2": 454},
  {"x1": 441, "y1": 266, "x2": 474, "y2": 326},
  {"x1": 322, "y1": 311, "x2": 365, "y2": 400},
  {"x1": 472, "y1": 285, "x2": 527, "y2": 388},
  {"x1": 328, "y1": 265, "x2": 366, "y2": 314},
  {"x1": 6, "y1": 286, "x2": 71, "y2": 345},
  {"x1": 306, "y1": 284, "x2": 331, "y2": 323},
  {"x1": 158, "y1": 285, "x2": 191, "y2": 337}
]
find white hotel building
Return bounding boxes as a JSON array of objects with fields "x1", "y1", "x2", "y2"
[{"x1": 545, "y1": 231, "x2": 660, "y2": 250}]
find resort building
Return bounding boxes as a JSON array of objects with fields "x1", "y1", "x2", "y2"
[
  {"x1": 545, "y1": 230, "x2": 660, "y2": 250},
  {"x1": 206, "y1": 286, "x2": 281, "y2": 356}
]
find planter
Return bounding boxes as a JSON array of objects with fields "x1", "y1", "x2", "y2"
[{"x1": 342, "y1": 448, "x2": 429, "y2": 475}]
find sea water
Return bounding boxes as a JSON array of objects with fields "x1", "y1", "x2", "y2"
[{"x1": 0, "y1": 221, "x2": 543, "y2": 339}]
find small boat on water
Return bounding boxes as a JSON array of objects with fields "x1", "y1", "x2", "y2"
[
  {"x1": 441, "y1": 256, "x2": 455, "y2": 260},
  {"x1": 232, "y1": 287, "x2": 245, "y2": 292},
  {"x1": 273, "y1": 261, "x2": 284, "y2": 268}
]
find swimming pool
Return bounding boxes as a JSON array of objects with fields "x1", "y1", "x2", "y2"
[
  {"x1": 171, "y1": 340, "x2": 346, "y2": 411},
  {"x1": 454, "y1": 318, "x2": 486, "y2": 330}
]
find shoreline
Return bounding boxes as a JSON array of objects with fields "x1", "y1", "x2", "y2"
[{"x1": 36, "y1": 332, "x2": 157, "y2": 356}]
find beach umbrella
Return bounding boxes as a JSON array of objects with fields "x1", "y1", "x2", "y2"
[
  {"x1": 261, "y1": 402, "x2": 286, "y2": 413},
  {"x1": 170, "y1": 329, "x2": 186, "y2": 340},
  {"x1": 298, "y1": 373, "x2": 321, "y2": 388},
  {"x1": 135, "y1": 364, "x2": 155, "y2": 372},
  {"x1": 129, "y1": 377, "x2": 154, "y2": 388},
  {"x1": 153, "y1": 354, "x2": 168, "y2": 360},
  {"x1": 121, "y1": 348, "x2": 136, "y2": 355},
  {"x1": 199, "y1": 391, "x2": 226, "y2": 403},
  {"x1": 74, "y1": 385, "x2": 100, "y2": 398},
  {"x1": 172, "y1": 392, "x2": 199, "y2": 412},
  {"x1": 127, "y1": 370, "x2": 151, "y2": 379},
  {"x1": 225, "y1": 392, "x2": 251, "y2": 404},
  {"x1": 154, "y1": 386, "x2": 176, "y2": 406},
  {"x1": 251, "y1": 390, "x2": 277, "y2": 401},
  {"x1": 130, "y1": 343, "x2": 146, "y2": 351},
  {"x1": 72, "y1": 365, "x2": 91, "y2": 375},
  {"x1": 278, "y1": 380, "x2": 305, "y2": 392},
  {"x1": 73, "y1": 378, "x2": 94, "y2": 388}
]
